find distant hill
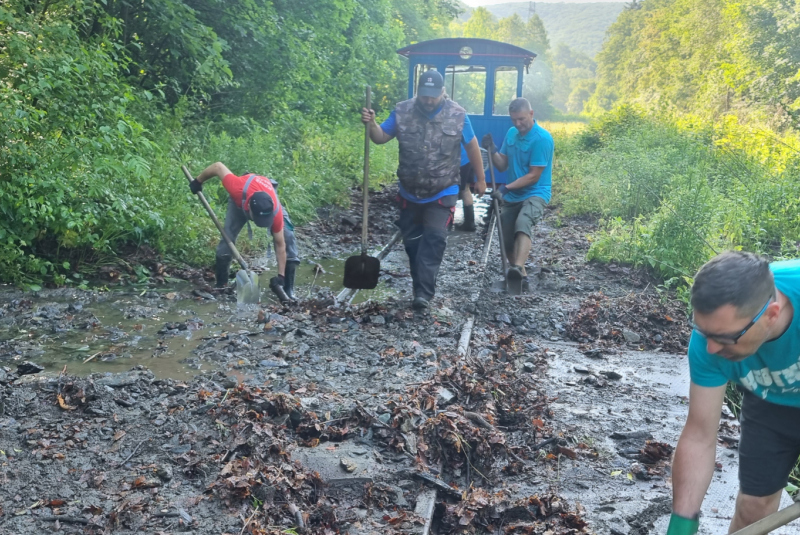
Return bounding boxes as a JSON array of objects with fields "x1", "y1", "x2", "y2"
[{"x1": 460, "y1": 2, "x2": 626, "y2": 57}]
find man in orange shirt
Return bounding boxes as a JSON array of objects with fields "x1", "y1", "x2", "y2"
[{"x1": 189, "y1": 162, "x2": 299, "y2": 303}]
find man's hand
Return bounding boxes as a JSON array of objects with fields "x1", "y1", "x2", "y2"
[
  {"x1": 665, "y1": 513, "x2": 699, "y2": 535},
  {"x1": 189, "y1": 179, "x2": 203, "y2": 194},
  {"x1": 491, "y1": 185, "x2": 508, "y2": 202},
  {"x1": 361, "y1": 108, "x2": 376, "y2": 125},
  {"x1": 482, "y1": 133, "x2": 498, "y2": 154},
  {"x1": 474, "y1": 179, "x2": 487, "y2": 195}
]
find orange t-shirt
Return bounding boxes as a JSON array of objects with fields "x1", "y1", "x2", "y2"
[{"x1": 222, "y1": 173, "x2": 284, "y2": 233}]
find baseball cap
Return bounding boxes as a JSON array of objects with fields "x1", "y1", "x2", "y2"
[
  {"x1": 248, "y1": 191, "x2": 275, "y2": 228},
  {"x1": 418, "y1": 70, "x2": 444, "y2": 98}
]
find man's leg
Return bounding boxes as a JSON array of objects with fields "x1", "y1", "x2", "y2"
[
  {"x1": 214, "y1": 198, "x2": 248, "y2": 287},
  {"x1": 729, "y1": 491, "x2": 782, "y2": 533},
  {"x1": 282, "y1": 213, "x2": 301, "y2": 300},
  {"x1": 731, "y1": 391, "x2": 800, "y2": 532},
  {"x1": 457, "y1": 164, "x2": 476, "y2": 231},
  {"x1": 413, "y1": 196, "x2": 456, "y2": 304},
  {"x1": 511, "y1": 197, "x2": 546, "y2": 277},
  {"x1": 396, "y1": 199, "x2": 424, "y2": 298}
]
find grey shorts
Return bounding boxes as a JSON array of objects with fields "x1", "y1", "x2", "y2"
[
  {"x1": 499, "y1": 195, "x2": 546, "y2": 255},
  {"x1": 739, "y1": 390, "x2": 800, "y2": 496}
]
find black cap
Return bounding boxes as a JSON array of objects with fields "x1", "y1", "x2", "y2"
[
  {"x1": 417, "y1": 70, "x2": 444, "y2": 98},
  {"x1": 248, "y1": 192, "x2": 275, "y2": 228}
]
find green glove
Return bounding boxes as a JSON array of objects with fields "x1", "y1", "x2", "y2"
[{"x1": 666, "y1": 513, "x2": 699, "y2": 535}]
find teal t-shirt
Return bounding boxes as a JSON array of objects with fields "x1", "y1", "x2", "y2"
[
  {"x1": 499, "y1": 121, "x2": 554, "y2": 203},
  {"x1": 688, "y1": 259, "x2": 800, "y2": 408}
]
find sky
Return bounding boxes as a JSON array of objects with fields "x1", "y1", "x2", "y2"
[{"x1": 461, "y1": 0, "x2": 627, "y2": 6}]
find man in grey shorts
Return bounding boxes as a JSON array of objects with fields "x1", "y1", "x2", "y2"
[
  {"x1": 482, "y1": 98, "x2": 554, "y2": 291},
  {"x1": 667, "y1": 251, "x2": 800, "y2": 535}
]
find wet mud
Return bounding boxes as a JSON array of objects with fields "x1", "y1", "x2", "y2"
[{"x1": 0, "y1": 188, "x2": 754, "y2": 534}]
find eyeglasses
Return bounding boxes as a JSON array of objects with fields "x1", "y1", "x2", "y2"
[{"x1": 690, "y1": 295, "x2": 773, "y2": 345}]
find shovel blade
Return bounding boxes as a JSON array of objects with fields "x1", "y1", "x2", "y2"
[
  {"x1": 343, "y1": 254, "x2": 380, "y2": 289},
  {"x1": 235, "y1": 270, "x2": 260, "y2": 304}
]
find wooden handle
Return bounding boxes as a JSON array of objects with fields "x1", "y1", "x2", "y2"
[
  {"x1": 181, "y1": 165, "x2": 249, "y2": 271},
  {"x1": 362, "y1": 86, "x2": 371, "y2": 255}
]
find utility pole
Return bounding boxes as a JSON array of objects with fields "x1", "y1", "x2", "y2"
[{"x1": 528, "y1": 1, "x2": 535, "y2": 20}]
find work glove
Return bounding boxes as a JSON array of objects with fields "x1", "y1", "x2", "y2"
[
  {"x1": 481, "y1": 133, "x2": 498, "y2": 154},
  {"x1": 665, "y1": 513, "x2": 699, "y2": 535},
  {"x1": 269, "y1": 275, "x2": 292, "y2": 304},
  {"x1": 491, "y1": 185, "x2": 508, "y2": 202},
  {"x1": 189, "y1": 179, "x2": 203, "y2": 194}
]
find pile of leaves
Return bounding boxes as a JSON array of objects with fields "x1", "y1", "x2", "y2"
[
  {"x1": 565, "y1": 292, "x2": 690, "y2": 352},
  {"x1": 441, "y1": 489, "x2": 588, "y2": 535},
  {"x1": 196, "y1": 385, "x2": 372, "y2": 534}
]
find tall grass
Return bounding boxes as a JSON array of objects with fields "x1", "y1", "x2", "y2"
[{"x1": 554, "y1": 107, "x2": 800, "y2": 284}]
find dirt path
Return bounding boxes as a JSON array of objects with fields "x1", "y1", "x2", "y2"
[{"x1": 2, "y1": 192, "x2": 794, "y2": 534}]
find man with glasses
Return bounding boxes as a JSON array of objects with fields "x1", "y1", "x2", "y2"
[{"x1": 668, "y1": 251, "x2": 800, "y2": 535}]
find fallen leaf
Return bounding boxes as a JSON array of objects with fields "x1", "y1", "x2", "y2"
[
  {"x1": 57, "y1": 395, "x2": 76, "y2": 411},
  {"x1": 113, "y1": 430, "x2": 126, "y2": 441}
]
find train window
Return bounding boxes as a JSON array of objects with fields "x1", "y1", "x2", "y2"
[
  {"x1": 445, "y1": 65, "x2": 486, "y2": 115},
  {"x1": 493, "y1": 67, "x2": 519, "y2": 116},
  {"x1": 412, "y1": 64, "x2": 438, "y2": 96}
]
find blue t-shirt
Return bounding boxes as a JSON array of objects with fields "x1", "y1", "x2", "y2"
[
  {"x1": 380, "y1": 105, "x2": 475, "y2": 204},
  {"x1": 499, "y1": 121, "x2": 554, "y2": 203},
  {"x1": 689, "y1": 259, "x2": 800, "y2": 408}
]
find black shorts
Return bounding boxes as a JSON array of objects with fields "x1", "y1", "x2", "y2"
[
  {"x1": 739, "y1": 390, "x2": 800, "y2": 496},
  {"x1": 459, "y1": 163, "x2": 475, "y2": 191}
]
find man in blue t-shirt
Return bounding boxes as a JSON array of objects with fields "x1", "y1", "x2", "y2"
[
  {"x1": 482, "y1": 98, "x2": 553, "y2": 292},
  {"x1": 360, "y1": 70, "x2": 486, "y2": 310},
  {"x1": 667, "y1": 251, "x2": 800, "y2": 535}
]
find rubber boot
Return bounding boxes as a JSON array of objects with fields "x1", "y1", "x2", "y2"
[
  {"x1": 457, "y1": 205, "x2": 476, "y2": 231},
  {"x1": 215, "y1": 256, "x2": 232, "y2": 288},
  {"x1": 284, "y1": 262, "x2": 298, "y2": 301}
]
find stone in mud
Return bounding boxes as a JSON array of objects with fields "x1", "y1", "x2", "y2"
[
  {"x1": 610, "y1": 430, "x2": 652, "y2": 440},
  {"x1": 341, "y1": 214, "x2": 360, "y2": 226},
  {"x1": 340, "y1": 457, "x2": 358, "y2": 473},
  {"x1": 601, "y1": 370, "x2": 623, "y2": 380},
  {"x1": 622, "y1": 329, "x2": 641, "y2": 343},
  {"x1": 522, "y1": 362, "x2": 536, "y2": 373},
  {"x1": 259, "y1": 359, "x2": 289, "y2": 368},
  {"x1": 496, "y1": 313, "x2": 512, "y2": 324},
  {"x1": 16, "y1": 362, "x2": 44, "y2": 376},
  {"x1": 155, "y1": 465, "x2": 173, "y2": 481},
  {"x1": 369, "y1": 315, "x2": 385, "y2": 325},
  {"x1": 438, "y1": 387, "x2": 456, "y2": 405}
]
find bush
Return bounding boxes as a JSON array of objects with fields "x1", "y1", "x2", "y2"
[{"x1": 554, "y1": 108, "x2": 800, "y2": 283}]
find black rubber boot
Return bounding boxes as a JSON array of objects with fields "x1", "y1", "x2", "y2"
[
  {"x1": 284, "y1": 262, "x2": 298, "y2": 301},
  {"x1": 214, "y1": 256, "x2": 232, "y2": 288},
  {"x1": 457, "y1": 205, "x2": 476, "y2": 231}
]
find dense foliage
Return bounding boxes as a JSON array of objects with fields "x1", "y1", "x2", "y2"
[
  {"x1": 0, "y1": 0, "x2": 456, "y2": 287},
  {"x1": 449, "y1": 8, "x2": 594, "y2": 116},
  {"x1": 554, "y1": 108, "x2": 800, "y2": 288},
  {"x1": 588, "y1": 0, "x2": 800, "y2": 129},
  {"x1": 462, "y1": 2, "x2": 626, "y2": 58}
]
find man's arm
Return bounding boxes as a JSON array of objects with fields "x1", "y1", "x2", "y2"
[
  {"x1": 464, "y1": 137, "x2": 486, "y2": 195},
  {"x1": 196, "y1": 162, "x2": 233, "y2": 184},
  {"x1": 506, "y1": 166, "x2": 545, "y2": 192},
  {"x1": 672, "y1": 382, "x2": 726, "y2": 518},
  {"x1": 361, "y1": 109, "x2": 394, "y2": 145},
  {"x1": 272, "y1": 229, "x2": 287, "y2": 277}
]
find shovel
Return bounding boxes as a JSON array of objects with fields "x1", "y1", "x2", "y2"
[
  {"x1": 343, "y1": 86, "x2": 380, "y2": 290},
  {"x1": 181, "y1": 165, "x2": 260, "y2": 304},
  {"x1": 486, "y1": 150, "x2": 522, "y2": 295},
  {"x1": 730, "y1": 498, "x2": 800, "y2": 535}
]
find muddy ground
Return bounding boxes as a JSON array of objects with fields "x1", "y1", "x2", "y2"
[{"x1": 0, "y1": 188, "x2": 770, "y2": 535}]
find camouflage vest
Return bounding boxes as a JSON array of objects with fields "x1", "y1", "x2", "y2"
[{"x1": 395, "y1": 98, "x2": 465, "y2": 199}]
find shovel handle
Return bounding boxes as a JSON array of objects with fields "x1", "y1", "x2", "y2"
[
  {"x1": 181, "y1": 165, "x2": 249, "y2": 271},
  {"x1": 486, "y1": 151, "x2": 509, "y2": 275},
  {"x1": 362, "y1": 86, "x2": 371, "y2": 256}
]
